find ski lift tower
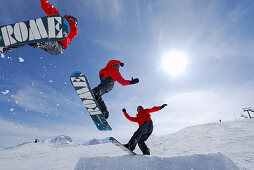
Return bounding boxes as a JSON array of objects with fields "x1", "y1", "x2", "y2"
[{"x1": 243, "y1": 107, "x2": 253, "y2": 119}]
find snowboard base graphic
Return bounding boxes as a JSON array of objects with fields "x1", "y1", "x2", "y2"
[
  {"x1": 109, "y1": 137, "x2": 136, "y2": 155},
  {"x1": 70, "y1": 71, "x2": 112, "y2": 131},
  {"x1": 0, "y1": 15, "x2": 70, "y2": 48}
]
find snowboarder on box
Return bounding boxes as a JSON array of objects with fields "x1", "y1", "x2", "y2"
[
  {"x1": 93, "y1": 60, "x2": 139, "y2": 119},
  {"x1": 1, "y1": 0, "x2": 78, "y2": 55},
  {"x1": 122, "y1": 104, "x2": 167, "y2": 155}
]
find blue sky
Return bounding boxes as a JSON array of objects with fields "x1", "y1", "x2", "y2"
[{"x1": 0, "y1": 0, "x2": 254, "y2": 148}]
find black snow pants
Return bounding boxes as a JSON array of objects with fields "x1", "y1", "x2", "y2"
[
  {"x1": 128, "y1": 120, "x2": 153, "y2": 155},
  {"x1": 92, "y1": 75, "x2": 114, "y2": 118},
  {"x1": 93, "y1": 75, "x2": 114, "y2": 97},
  {"x1": 39, "y1": 41, "x2": 65, "y2": 55},
  {"x1": 3, "y1": 41, "x2": 64, "y2": 55}
]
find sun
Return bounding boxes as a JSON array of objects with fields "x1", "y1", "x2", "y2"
[{"x1": 161, "y1": 51, "x2": 188, "y2": 77}]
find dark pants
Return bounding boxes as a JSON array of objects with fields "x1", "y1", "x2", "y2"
[
  {"x1": 3, "y1": 41, "x2": 64, "y2": 55},
  {"x1": 39, "y1": 41, "x2": 65, "y2": 55},
  {"x1": 92, "y1": 76, "x2": 114, "y2": 118},
  {"x1": 128, "y1": 120, "x2": 153, "y2": 155},
  {"x1": 93, "y1": 75, "x2": 114, "y2": 97}
]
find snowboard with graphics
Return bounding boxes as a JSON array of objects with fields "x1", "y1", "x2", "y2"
[
  {"x1": 109, "y1": 137, "x2": 136, "y2": 155},
  {"x1": 0, "y1": 15, "x2": 70, "y2": 48},
  {"x1": 70, "y1": 71, "x2": 112, "y2": 131}
]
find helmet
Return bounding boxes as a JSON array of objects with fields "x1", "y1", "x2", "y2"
[
  {"x1": 67, "y1": 15, "x2": 78, "y2": 25},
  {"x1": 112, "y1": 63, "x2": 120, "y2": 69},
  {"x1": 137, "y1": 105, "x2": 144, "y2": 112}
]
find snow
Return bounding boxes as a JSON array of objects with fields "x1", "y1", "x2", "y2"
[
  {"x1": 1, "y1": 90, "x2": 10, "y2": 95},
  {"x1": 1, "y1": 53, "x2": 5, "y2": 59},
  {"x1": 75, "y1": 153, "x2": 238, "y2": 170},
  {"x1": 1, "y1": 119, "x2": 254, "y2": 170},
  {"x1": 18, "y1": 57, "x2": 24, "y2": 63}
]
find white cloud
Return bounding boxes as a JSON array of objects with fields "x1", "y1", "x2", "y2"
[
  {"x1": 152, "y1": 83, "x2": 254, "y2": 136},
  {"x1": 0, "y1": 117, "x2": 112, "y2": 149},
  {"x1": 13, "y1": 83, "x2": 82, "y2": 116},
  {"x1": 0, "y1": 118, "x2": 56, "y2": 148}
]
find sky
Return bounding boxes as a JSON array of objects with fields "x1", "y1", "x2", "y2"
[{"x1": 0, "y1": 0, "x2": 254, "y2": 148}]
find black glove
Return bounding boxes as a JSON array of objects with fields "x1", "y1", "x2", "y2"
[
  {"x1": 129, "y1": 77, "x2": 139, "y2": 85},
  {"x1": 160, "y1": 104, "x2": 167, "y2": 109},
  {"x1": 122, "y1": 108, "x2": 126, "y2": 113},
  {"x1": 120, "y1": 62, "x2": 124, "y2": 67}
]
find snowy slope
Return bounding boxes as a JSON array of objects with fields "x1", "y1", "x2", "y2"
[
  {"x1": 148, "y1": 119, "x2": 254, "y2": 169},
  {"x1": 0, "y1": 119, "x2": 253, "y2": 170}
]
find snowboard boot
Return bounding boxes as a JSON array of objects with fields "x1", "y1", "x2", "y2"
[
  {"x1": 123, "y1": 144, "x2": 133, "y2": 151},
  {"x1": 123, "y1": 143, "x2": 135, "y2": 151},
  {"x1": 1, "y1": 45, "x2": 24, "y2": 53},
  {"x1": 96, "y1": 97, "x2": 109, "y2": 119},
  {"x1": 143, "y1": 149, "x2": 150, "y2": 155},
  {"x1": 103, "y1": 110, "x2": 109, "y2": 119}
]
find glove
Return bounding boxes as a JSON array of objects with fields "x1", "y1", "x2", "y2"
[
  {"x1": 129, "y1": 77, "x2": 139, "y2": 85},
  {"x1": 122, "y1": 108, "x2": 126, "y2": 113},
  {"x1": 120, "y1": 62, "x2": 124, "y2": 67},
  {"x1": 160, "y1": 104, "x2": 167, "y2": 109}
]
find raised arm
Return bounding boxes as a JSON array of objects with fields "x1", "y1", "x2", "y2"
[
  {"x1": 122, "y1": 109, "x2": 137, "y2": 122},
  {"x1": 40, "y1": 0, "x2": 60, "y2": 16}
]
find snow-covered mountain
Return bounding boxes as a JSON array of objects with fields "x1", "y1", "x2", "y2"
[
  {"x1": 1, "y1": 119, "x2": 253, "y2": 170},
  {"x1": 41, "y1": 135, "x2": 74, "y2": 146},
  {"x1": 83, "y1": 137, "x2": 110, "y2": 146}
]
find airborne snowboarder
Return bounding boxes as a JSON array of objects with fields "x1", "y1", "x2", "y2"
[
  {"x1": 93, "y1": 60, "x2": 139, "y2": 119},
  {"x1": 122, "y1": 104, "x2": 167, "y2": 155},
  {"x1": 0, "y1": 0, "x2": 78, "y2": 55}
]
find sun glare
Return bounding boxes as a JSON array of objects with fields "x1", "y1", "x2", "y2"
[{"x1": 161, "y1": 51, "x2": 187, "y2": 77}]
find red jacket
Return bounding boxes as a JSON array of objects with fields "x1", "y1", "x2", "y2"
[
  {"x1": 99, "y1": 60, "x2": 130, "y2": 86},
  {"x1": 40, "y1": 0, "x2": 78, "y2": 49},
  {"x1": 124, "y1": 106, "x2": 161, "y2": 126}
]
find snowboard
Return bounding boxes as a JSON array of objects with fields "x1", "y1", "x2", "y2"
[
  {"x1": 0, "y1": 15, "x2": 70, "y2": 47},
  {"x1": 109, "y1": 137, "x2": 136, "y2": 155},
  {"x1": 70, "y1": 71, "x2": 112, "y2": 131}
]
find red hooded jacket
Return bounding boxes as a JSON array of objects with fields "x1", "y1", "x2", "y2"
[
  {"x1": 40, "y1": 0, "x2": 78, "y2": 49},
  {"x1": 124, "y1": 106, "x2": 161, "y2": 126},
  {"x1": 99, "y1": 60, "x2": 130, "y2": 86}
]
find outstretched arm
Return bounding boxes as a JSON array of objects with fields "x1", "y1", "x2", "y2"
[
  {"x1": 115, "y1": 72, "x2": 131, "y2": 86},
  {"x1": 146, "y1": 104, "x2": 168, "y2": 113},
  {"x1": 40, "y1": 0, "x2": 60, "y2": 16},
  {"x1": 145, "y1": 106, "x2": 161, "y2": 114},
  {"x1": 122, "y1": 109, "x2": 137, "y2": 122},
  {"x1": 115, "y1": 72, "x2": 139, "y2": 86}
]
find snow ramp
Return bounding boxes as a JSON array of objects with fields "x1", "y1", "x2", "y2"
[{"x1": 75, "y1": 152, "x2": 239, "y2": 170}]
